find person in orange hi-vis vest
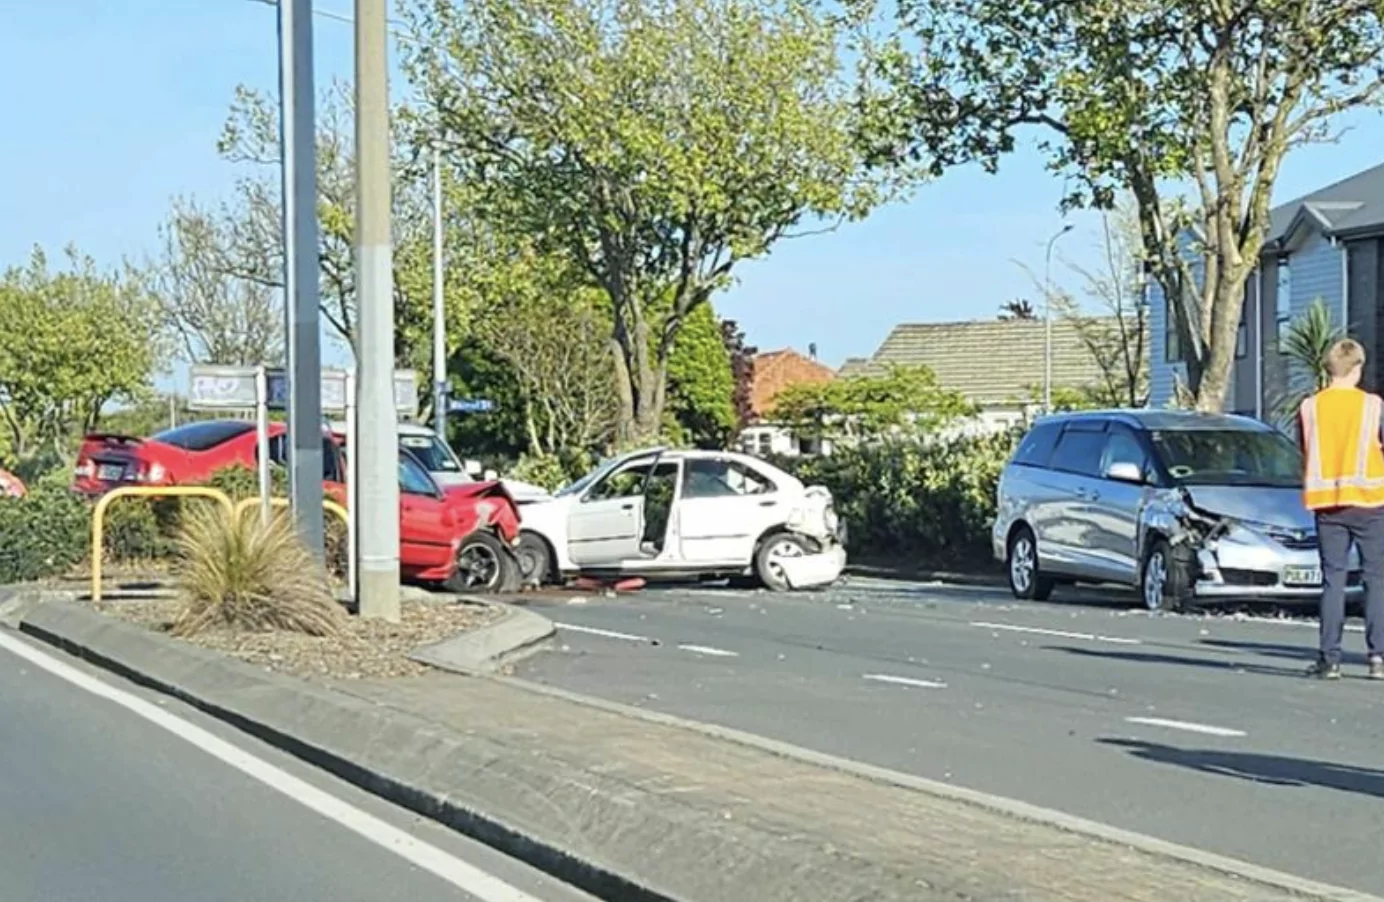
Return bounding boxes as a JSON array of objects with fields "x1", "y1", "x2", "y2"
[{"x1": 1299, "y1": 338, "x2": 1384, "y2": 680}]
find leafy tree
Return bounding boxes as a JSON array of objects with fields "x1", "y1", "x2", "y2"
[
  {"x1": 471, "y1": 249, "x2": 619, "y2": 458},
  {"x1": 210, "y1": 82, "x2": 458, "y2": 371},
  {"x1": 771, "y1": 365, "x2": 974, "y2": 441},
  {"x1": 151, "y1": 196, "x2": 282, "y2": 366},
  {"x1": 858, "y1": 0, "x2": 1384, "y2": 411},
  {"x1": 404, "y1": 0, "x2": 891, "y2": 442},
  {"x1": 722, "y1": 319, "x2": 758, "y2": 434},
  {"x1": 665, "y1": 304, "x2": 736, "y2": 448},
  {"x1": 0, "y1": 248, "x2": 163, "y2": 459},
  {"x1": 998, "y1": 299, "x2": 1037, "y2": 321}
]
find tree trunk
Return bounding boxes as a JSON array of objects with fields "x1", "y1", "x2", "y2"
[
  {"x1": 611, "y1": 321, "x2": 667, "y2": 445},
  {"x1": 1192, "y1": 267, "x2": 1250, "y2": 413}
]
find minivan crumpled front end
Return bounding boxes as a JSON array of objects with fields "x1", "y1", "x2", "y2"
[{"x1": 1149, "y1": 485, "x2": 1361, "y2": 599}]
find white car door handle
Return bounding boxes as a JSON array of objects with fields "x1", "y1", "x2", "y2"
[
  {"x1": 758, "y1": 500, "x2": 777, "y2": 508},
  {"x1": 620, "y1": 502, "x2": 635, "y2": 511}
]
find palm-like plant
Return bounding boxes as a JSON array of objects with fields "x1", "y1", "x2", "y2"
[
  {"x1": 171, "y1": 505, "x2": 343, "y2": 637},
  {"x1": 1272, "y1": 298, "x2": 1345, "y2": 425}
]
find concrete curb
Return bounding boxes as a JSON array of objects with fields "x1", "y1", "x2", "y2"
[
  {"x1": 497, "y1": 673, "x2": 1384, "y2": 902},
  {"x1": 409, "y1": 600, "x2": 555, "y2": 675}
]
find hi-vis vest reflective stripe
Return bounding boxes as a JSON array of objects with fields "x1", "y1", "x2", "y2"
[{"x1": 1301, "y1": 389, "x2": 1384, "y2": 510}]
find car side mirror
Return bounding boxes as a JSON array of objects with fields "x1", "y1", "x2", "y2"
[{"x1": 1104, "y1": 461, "x2": 1144, "y2": 484}]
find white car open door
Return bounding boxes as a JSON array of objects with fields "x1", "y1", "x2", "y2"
[{"x1": 567, "y1": 453, "x2": 659, "y2": 566}]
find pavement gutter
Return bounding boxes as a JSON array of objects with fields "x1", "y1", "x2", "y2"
[{"x1": 11, "y1": 596, "x2": 1384, "y2": 902}]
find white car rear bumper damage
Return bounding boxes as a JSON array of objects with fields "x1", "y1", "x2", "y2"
[{"x1": 777, "y1": 543, "x2": 847, "y2": 589}]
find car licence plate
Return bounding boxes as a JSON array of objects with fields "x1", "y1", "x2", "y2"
[
  {"x1": 1283, "y1": 565, "x2": 1322, "y2": 587},
  {"x1": 97, "y1": 463, "x2": 125, "y2": 481}
]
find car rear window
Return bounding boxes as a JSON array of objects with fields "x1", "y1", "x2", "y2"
[
  {"x1": 1011, "y1": 422, "x2": 1061, "y2": 468},
  {"x1": 1049, "y1": 427, "x2": 1107, "y2": 477},
  {"x1": 152, "y1": 420, "x2": 254, "y2": 452}
]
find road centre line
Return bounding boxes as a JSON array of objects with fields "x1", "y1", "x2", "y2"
[
  {"x1": 677, "y1": 644, "x2": 739, "y2": 657},
  {"x1": 0, "y1": 631, "x2": 544, "y2": 902},
  {"x1": 553, "y1": 622, "x2": 652, "y2": 643},
  {"x1": 971, "y1": 621, "x2": 1143, "y2": 645},
  {"x1": 1124, "y1": 716, "x2": 1247, "y2": 738},
  {"x1": 863, "y1": 673, "x2": 948, "y2": 689}
]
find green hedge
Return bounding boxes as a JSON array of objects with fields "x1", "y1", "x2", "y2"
[
  {"x1": 774, "y1": 430, "x2": 1020, "y2": 570},
  {"x1": 0, "y1": 483, "x2": 89, "y2": 583}
]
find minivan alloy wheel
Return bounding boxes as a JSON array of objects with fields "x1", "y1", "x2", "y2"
[
  {"x1": 1143, "y1": 550, "x2": 1167, "y2": 610},
  {"x1": 1010, "y1": 537, "x2": 1035, "y2": 594}
]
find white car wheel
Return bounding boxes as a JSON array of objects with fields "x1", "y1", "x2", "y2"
[{"x1": 756, "y1": 534, "x2": 809, "y2": 591}]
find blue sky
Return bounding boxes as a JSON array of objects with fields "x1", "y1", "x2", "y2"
[{"x1": 6, "y1": 1, "x2": 1384, "y2": 373}]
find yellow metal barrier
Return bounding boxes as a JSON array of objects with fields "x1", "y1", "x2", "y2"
[
  {"x1": 231, "y1": 495, "x2": 349, "y2": 528},
  {"x1": 91, "y1": 486, "x2": 234, "y2": 602}
]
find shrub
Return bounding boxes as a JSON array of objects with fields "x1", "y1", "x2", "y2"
[
  {"x1": 775, "y1": 430, "x2": 1020, "y2": 569},
  {"x1": 207, "y1": 463, "x2": 289, "y2": 502},
  {"x1": 0, "y1": 483, "x2": 90, "y2": 583},
  {"x1": 103, "y1": 499, "x2": 174, "y2": 562},
  {"x1": 509, "y1": 452, "x2": 570, "y2": 492},
  {"x1": 172, "y1": 504, "x2": 343, "y2": 637}
]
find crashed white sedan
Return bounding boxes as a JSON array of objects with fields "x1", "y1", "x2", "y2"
[{"x1": 514, "y1": 447, "x2": 847, "y2": 590}]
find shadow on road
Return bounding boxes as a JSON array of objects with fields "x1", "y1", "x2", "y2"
[
  {"x1": 1044, "y1": 645, "x2": 1307, "y2": 678},
  {"x1": 1099, "y1": 738, "x2": 1384, "y2": 798}
]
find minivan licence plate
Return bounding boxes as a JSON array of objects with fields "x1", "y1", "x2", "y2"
[{"x1": 1283, "y1": 566, "x2": 1322, "y2": 587}]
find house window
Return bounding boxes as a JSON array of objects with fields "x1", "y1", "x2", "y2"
[
  {"x1": 756, "y1": 432, "x2": 772, "y2": 456},
  {"x1": 1165, "y1": 313, "x2": 1183, "y2": 363},
  {"x1": 1276, "y1": 258, "x2": 1292, "y2": 350}
]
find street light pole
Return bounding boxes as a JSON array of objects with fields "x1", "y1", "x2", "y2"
[
  {"x1": 277, "y1": 0, "x2": 325, "y2": 555},
  {"x1": 355, "y1": 0, "x2": 401, "y2": 621},
  {"x1": 1044, "y1": 223, "x2": 1074, "y2": 414},
  {"x1": 432, "y1": 145, "x2": 448, "y2": 440}
]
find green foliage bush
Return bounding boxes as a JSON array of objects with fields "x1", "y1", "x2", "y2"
[
  {"x1": 508, "y1": 452, "x2": 572, "y2": 492},
  {"x1": 206, "y1": 463, "x2": 289, "y2": 501},
  {"x1": 103, "y1": 499, "x2": 174, "y2": 562},
  {"x1": 775, "y1": 430, "x2": 1020, "y2": 569},
  {"x1": 0, "y1": 483, "x2": 89, "y2": 583}
]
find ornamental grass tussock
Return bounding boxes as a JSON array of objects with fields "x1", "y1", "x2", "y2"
[{"x1": 171, "y1": 503, "x2": 343, "y2": 638}]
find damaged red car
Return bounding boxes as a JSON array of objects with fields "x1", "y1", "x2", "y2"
[
  {"x1": 396, "y1": 447, "x2": 524, "y2": 592},
  {"x1": 73, "y1": 419, "x2": 523, "y2": 593}
]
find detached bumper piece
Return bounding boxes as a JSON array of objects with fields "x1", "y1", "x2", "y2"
[{"x1": 777, "y1": 544, "x2": 847, "y2": 590}]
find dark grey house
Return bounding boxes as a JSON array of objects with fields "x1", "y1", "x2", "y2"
[{"x1": 1150, "y1": 161, "x2": 1384, "y2": 415}]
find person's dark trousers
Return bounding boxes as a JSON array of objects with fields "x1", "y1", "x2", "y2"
[{"x1": 1316, "y1": 506, "x2": 1384, "y2": 666}]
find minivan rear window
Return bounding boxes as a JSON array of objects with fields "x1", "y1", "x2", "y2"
[
  {"x1": 1049, "y1": 427, "x2": 1107, "y2": 477},
  {"x1": 1012, "y1": 422, "x2": 1061, "y2": 468}
]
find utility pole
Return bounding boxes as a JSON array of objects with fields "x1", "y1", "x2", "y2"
[
  {"x1": 354, "y1": 0, "x2": 401, "y2": 621},
  {"x1": 278, "y1": 0, "x2": 325, "y2": 554},
  {"x1": 432, "y1": 144, "x2": 448, "y2": 439},
  {"x1": 1043, "y1": 223, "x2": 1074, "y2": 414}
]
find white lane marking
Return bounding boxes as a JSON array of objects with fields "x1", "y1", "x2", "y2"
[
  {"x1": 1124, "y1": 716, "x2": 1246, "y2": 738},
  {"x1": 0, "y1": 631, "x2": 543, "y2": 902},
  {"x1": 971, "y1": 621, "x2": 1142, "y2": 645},
  {"x1": 863, "y1": 673, "x2": 948, "y2": 689},
  {"x1": 553, "y1": 622, "x2": 651, "y2": 642},
  {"x1": 677, "y1": 644, "x2": 738, "y2": 658}
]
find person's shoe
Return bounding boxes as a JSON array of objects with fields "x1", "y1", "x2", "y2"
[
  {"x1": 1306, "y1": 659, "x2": 1342, "y2": 680},
  {"x1": 1369, "y1": 657, "x2": 1384, "y2": 680}
]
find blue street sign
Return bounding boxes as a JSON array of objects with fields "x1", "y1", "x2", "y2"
[{"x1": 449, "y1": 398, "x2": 495, "y2": 414}]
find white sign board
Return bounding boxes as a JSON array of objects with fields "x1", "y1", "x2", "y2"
[{"x1": 189, "y1": 365, "x2": 417, "y2": 417}]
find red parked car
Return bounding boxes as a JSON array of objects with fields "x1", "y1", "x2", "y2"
[{"x1": 73, "y1": 419, "x2": 522, "y2": 592}]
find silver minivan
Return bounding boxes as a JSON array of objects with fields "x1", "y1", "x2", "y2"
[{"x1": 993, "y1": 410, "x2": 1359, "y2": 611}]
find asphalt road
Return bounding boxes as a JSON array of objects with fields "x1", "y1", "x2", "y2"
[
  {"x1": 518, "y1": 576, "x2": 1384, "y2": 896},
  {"x1": 0, "y1": 631, "x2": 596, "y2": 902}
]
